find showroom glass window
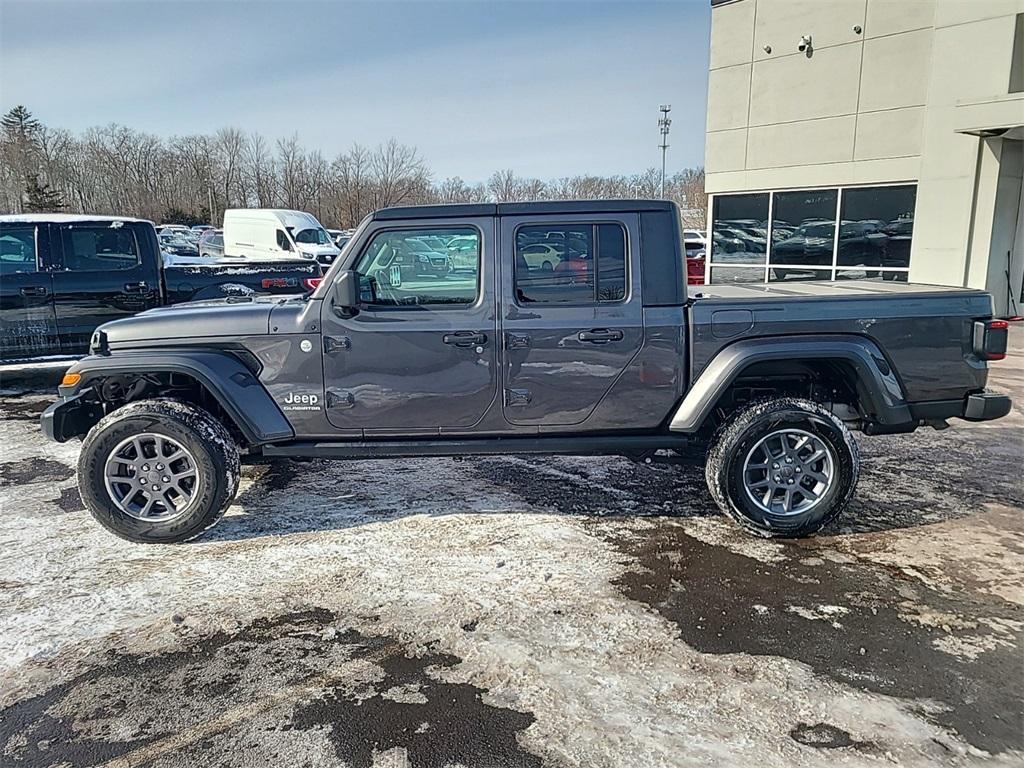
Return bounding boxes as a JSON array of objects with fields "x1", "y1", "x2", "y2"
[
  {"x1": 834, "y1": 185, "x2": 915, "y2": 283},
  {"x1": 707, "y1": 185, "x2": 916, "y2": 284},
  {"x1": 768, "y1": 188, "x2": 838, "y2": 282},
  {"x1": 708, "y1": 192, "x2": 768, "y2": 285}
]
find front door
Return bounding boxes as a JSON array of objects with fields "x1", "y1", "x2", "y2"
[
  {"x1": 499, "y1": 213, "x2": 644, "y2": 428},
  {"x1": 0, "y1": 221, "x2": 57, "y2": 360},
  {"x1": 320, "y1": 217, "x2": 497, "y2": 434},
  {"x1": 50, "y1": 221, "x2": 161, "y2": 355}
]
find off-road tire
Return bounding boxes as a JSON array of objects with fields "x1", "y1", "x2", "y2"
[
  {"x1": 78, "y1": 399, "x2": 240, "y2": 543},
  {"x1": 705, "y1": 397, "x2": 859, "y2": 538}
]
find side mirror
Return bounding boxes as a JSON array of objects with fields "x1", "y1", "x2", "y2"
[{"x1": 332, "y1": 269, "x2": 360, "y2": 315}]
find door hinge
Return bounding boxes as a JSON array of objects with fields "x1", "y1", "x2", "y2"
[
  {"x1": 324, "y1": 336, "x2": 351, "y2": 354},
  {"x1": 504, "y1": 388, "x2": 532, "y2": 407}
]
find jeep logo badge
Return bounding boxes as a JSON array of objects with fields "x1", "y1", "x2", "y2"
[{"x1": 281, "y1": 392, "x2": 321, "y2": 411}]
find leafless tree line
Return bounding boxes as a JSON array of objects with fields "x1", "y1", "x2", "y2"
[{"x1": 1, "y1": 107, "x2": 706, "y2": 228}]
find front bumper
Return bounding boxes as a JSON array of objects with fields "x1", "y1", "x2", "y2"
[{"x1": 41, "y1": 391, "x2": 102, "y2": 443}]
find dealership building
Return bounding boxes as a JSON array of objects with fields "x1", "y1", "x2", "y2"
[{"x1": 704, "y1": 0, "x2": 1024, "y2": 316}]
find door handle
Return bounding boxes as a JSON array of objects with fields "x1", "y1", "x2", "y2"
[
  {"x1": 442, "y1": 331, "x2": 487, "y2": 347},
  {"x1": 578, "y1": 328, "x2": 624, "y2": 343},
  {"x1": 19, "y1": 286, "x2": 47, "y2": 297},
  {"x1": 124, "y1": 281, "x2": 148, "y2": 293}
]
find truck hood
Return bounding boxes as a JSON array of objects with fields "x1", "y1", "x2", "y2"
[{"x1": 100, "y1": 297, "x2": 285, "y2": 345}]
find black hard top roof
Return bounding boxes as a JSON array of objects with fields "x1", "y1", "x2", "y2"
[{"x1": 372, "y1": 199, "x2": 676, "y2": 221}]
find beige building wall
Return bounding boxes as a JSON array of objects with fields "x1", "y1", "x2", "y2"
[{"x1": 705, "y1": 0, "x2": 1024, "y2": 313}]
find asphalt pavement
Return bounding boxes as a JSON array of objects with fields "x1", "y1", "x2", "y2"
[{"x1": 0, "y1": 329, "x2": 1021, "y2": 767}]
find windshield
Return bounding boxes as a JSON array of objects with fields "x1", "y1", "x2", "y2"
[{"x1": 293, "y1": 227, "x2": 332, "y2": 246}]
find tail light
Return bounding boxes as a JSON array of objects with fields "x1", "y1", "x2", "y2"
[
  {"x1": 303, "y1": 277, "x2": 323, "y2": 292},
  {"x1": 261, "y1": 277, "x2": 297, "y2": 289},
  {"x1": 973, "y1": 319, "x2": 1009, "y2": 361}
]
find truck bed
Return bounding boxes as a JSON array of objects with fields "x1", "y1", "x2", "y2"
[
  {"x1": 688, "y1": 281, "x2": 992, "y2": 403},
  {"x1": 691, "y1": 280, "x2": 982, "y2": 300}
]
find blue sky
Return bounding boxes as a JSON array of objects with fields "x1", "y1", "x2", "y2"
[{"x1": 0, "y1": 0, "x2": 710, "y2": 182}]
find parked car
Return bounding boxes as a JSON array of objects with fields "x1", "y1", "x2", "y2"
[
  {"x1": 770, "y1": 222, "x2": 835, "y2": 278},
  {"x1": 0, "y1": 214, "x2": 321, "y2": 362},
  {"x1": 160, "y1": 233, "x2": 200, "y2": 258},
  {"x1": 41, "y1": 200, "x2": 1010, "y2": 545},
  {"x1": 410, "y1": 235, "x2": 451, "y2": 253},
  {"x1": 686, "y1": 250, "x2": 706, "y2": 285},
  {"x1": 198, "y1": 229, "x2": 225, "y2": 259},
  {"x1": 326, "y1": 229, "x2": 349, "y2": 251},
  {"x1": 518, "y1": 242, "x2": 561, "y2": 271},
  {"x1": 445, "y1": 234, "x2": 479, "y2": 271},
  {"x1": 223, "y1": 209, "x2": 340, "y2": 266},
  {"x1": 683, "y1": 229, "x2": 706, "y2": 259},
  {"x1": 155, "y1": 224, "x2": 189, "y2": 237},
  {"x1": 364, "y1": 233, "x2": 451, "y2": 282}
]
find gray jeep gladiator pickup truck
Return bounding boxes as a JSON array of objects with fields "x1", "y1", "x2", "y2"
[{"x1": 40, "y1": 200, "x2": 1011, "y2": 543}]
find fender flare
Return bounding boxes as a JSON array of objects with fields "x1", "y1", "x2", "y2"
[
  {"x1": 669, "y1": 334, "x2": 911, "y2": 433},
  {"x1": 61, "y1": 350, "x2": 294, "y2": 445}
]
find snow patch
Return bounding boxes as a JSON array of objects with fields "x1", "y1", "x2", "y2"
[{"x1": 786, "y1": 604, "x2": 850, "y2": 629}]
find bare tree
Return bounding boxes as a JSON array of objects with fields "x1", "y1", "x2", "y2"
[
  {"x1": 669, "y1": 167, "x2": 706, "y2": 228},
  {"x1": 0, "y1": 108, "x2": 708, "y2": 232},
  {"x1": 214, "y1": 127, "x2": 247, "y2": 217},
  {"x1": 369, "y1": 139, "x2": 429, "y2": 210},
  {"x1": 244, "y1": 132, "x2": 277, "y2": 208}
]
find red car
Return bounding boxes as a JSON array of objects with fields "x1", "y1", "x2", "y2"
[{"x1": 686, "y1": 252, "x2": 705, "y2": 285}]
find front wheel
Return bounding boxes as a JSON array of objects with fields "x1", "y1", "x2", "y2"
[
  {"x1": 78, "y1": 399, "x2": 240, "y2": 543},
  {"x1": 705, "y1": 397, "x2": 859, "y2": 537}
]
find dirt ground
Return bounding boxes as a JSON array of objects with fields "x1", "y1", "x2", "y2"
[{"x1": 0, "y1": 329, "x2": 1021, "y2": 768}]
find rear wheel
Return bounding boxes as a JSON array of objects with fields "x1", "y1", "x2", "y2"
[
  {"x1": 78, "y1": 399, "x2": 240, "y2": 543},
  {"x1": 705, "y1": 397, "x2": 859, "y2": 537}
]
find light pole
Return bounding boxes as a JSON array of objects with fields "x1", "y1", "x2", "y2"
[{"x1": 658, "y1": 104, "x2": 672, "y2": 198}]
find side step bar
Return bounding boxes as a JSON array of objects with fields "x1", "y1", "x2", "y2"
[{"x1": 261, "y1": 435, "x2": 696, "y2": 460}]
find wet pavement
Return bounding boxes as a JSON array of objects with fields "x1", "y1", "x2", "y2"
[{"x1": 0, "y1": 329, "x2": 1021, "y2": 767}]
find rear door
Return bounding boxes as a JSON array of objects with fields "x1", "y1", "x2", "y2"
[
  {"x1": 50, "y1": 221, "x2": 161, "y2": 355},
  {"x1": 320, "y1": 216, "x2": 497, "y2": 434},
  {"x1": 0, "y1": 221, "x2": 57, "y2": 360},
  {"x1": 499, "y1": 213, "x2": 644, "y2": 428}
]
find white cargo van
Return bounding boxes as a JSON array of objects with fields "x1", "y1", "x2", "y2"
[{"x1": 222, "y1": 209, "x2": 341, "y2": 265}]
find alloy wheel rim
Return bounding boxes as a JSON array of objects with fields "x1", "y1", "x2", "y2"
[
  {"x1": 742, "y1": 428, "x2": 835, "y2": 517},
  {"x1": 103, "y1": 433, "x2": 200, "y2": 522}
]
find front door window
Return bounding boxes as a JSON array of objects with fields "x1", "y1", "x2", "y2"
[
  {"x1": 355, "y1": 227, "x2": 478, "y2": 307},
  {"x1": 320, "y1": 220, "x2": 496, "y2": 433}
]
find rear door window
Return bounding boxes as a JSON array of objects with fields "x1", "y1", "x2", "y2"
[
  {"x1": 61, "y1": 225, "x2": 140, "y2": 271},
  {"x1": 514, "y1": 223, "x2": 626, "y2": 304}
]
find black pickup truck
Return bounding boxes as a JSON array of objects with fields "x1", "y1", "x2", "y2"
[
  {"x1": 41, "y1": 201, "x2": 1011, "y2": 543},
  {"x1": 0, "y1": 214, "x2": 321, "y2": 362}
]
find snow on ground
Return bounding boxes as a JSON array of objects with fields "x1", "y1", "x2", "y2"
[{"x1": 0, "y1": 333, "x2": 1021, "y2": 766}]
